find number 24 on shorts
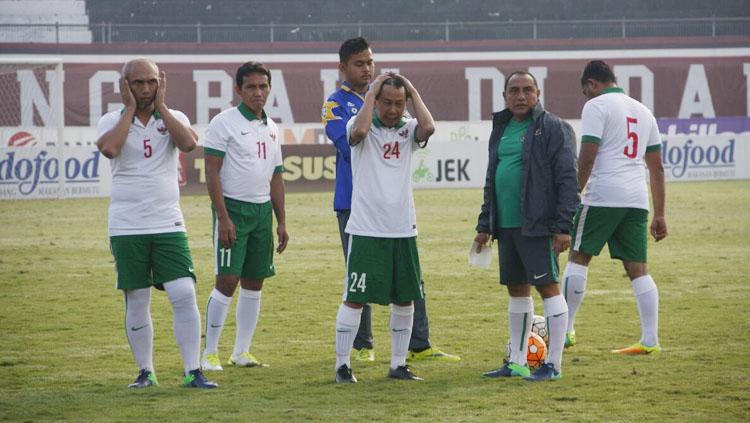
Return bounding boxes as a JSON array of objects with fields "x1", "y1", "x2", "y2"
[{"x1": 349, "y1": 272, "x2": 367, "y2": 293}]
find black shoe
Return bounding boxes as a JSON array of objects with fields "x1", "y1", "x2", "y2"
[
  {"x1": 182, "y1": 369, "x2": 218, "y2": 388},
  {"x1": 388, "y1": 365, "x2": 423, "y2": 381},
  {"x1": 335, "y1": 364, "x2": 357, "y2": 383},
  {"x1": 128, "y1": 369, "x2": 158, "y2": 388}
]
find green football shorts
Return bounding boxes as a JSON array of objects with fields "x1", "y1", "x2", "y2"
[
  {"x1": 344, "y1": 235, "x2": 424, "y2": 305},
  {"x1": 571, "y1": 205, "x2": 648, "y2": 262},
  {"x1": 213, "y1": 197, "x2": 275, "y2": 280},
  {"x1": 109, "y1": 232, "x2": 196, "y2": 290}
]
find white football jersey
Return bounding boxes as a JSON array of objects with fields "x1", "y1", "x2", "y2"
[
  {"x1": 98, "y1": 109, "x2": 189, "y2": 236},
  {"x1": 580, "y1": 87, "x2": 661, "y2": 210},
  {"x1": 203, "y1": 104, "x2": 283, "y2": 203},
  {"x1": 345, "y1": 115, "x2": 421, "y2": 238}
]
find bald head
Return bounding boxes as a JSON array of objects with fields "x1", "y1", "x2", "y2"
[
  {"x1": 122, "y1": 58, "x2": 160, "y2": 112},
  {"x1": 122, "y1": 58, "x2": 158, "y2": 80}
]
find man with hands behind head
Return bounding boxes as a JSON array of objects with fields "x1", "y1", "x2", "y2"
[
  {"x1": 323, "y1": 37, "x2": 459, "y2": 365},
  {"x1": 334, "y1": 73, "x2": 435, "y2": 383}
]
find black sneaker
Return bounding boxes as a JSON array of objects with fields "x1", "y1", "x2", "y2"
[
  {"x1": 335, "y1": 364, "x2": 357, "y2": 383},
  {"x1": 388, "y1": 365, "x2": 423, "y2": 381},
  {"x1": 182, "y1": 369, "x2": 218, "y2": 388},
  {"x1": 128, "y1": 369, "x2": 158, "y2": 388}
]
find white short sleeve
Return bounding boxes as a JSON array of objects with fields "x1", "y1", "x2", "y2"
[
  {"x1": 203, "y1": 116, "x2": 227, "y2": 153},
  {"x1": 646, "y1": 114, "x2": 661, "y2": 148},
  {"x1": 345, "y1": 118, "x2": 356, "y2": 146},
  {"x1": 581, "y1": 101, "x2": 605, "y2": 140},
  {"x1": 96, "y1": 111, "x2": 119, "y2": 137}
]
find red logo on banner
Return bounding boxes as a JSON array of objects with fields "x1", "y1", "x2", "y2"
[{"x1": 7, "y1": 131, "x2": 37, "y2": 147}]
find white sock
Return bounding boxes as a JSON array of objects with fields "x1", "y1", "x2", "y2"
[
  {"x1": 204, "y1": 288, "x2": 232, "y2": 355},
  {"x1": 562, "y1": 262, "x2": 588, "y2": 333},
  {"x1": 233, "y1": 288, "x2": 261, "y2": 358},
  {"x1": 124, "y1": 288, "x2": 153, "y2": 372},
  {"x1": 390, "y1": 304, "x2": 415, "y2": 369},
  {"x1": 335, "y1": 304, "x2": 362, "y2": 369},
  {"x1": 164, "y1": 278, "x2": 201, "y2": 374},
  {"x1": 508, "y1": 296, "x2": 534, "y2": 365},
  {"x1": 632, "y1": 275, "x2": 659, "y2": 347},
  {"x1": 543, "y1": 294, "x2": 568, "y2": 372}
]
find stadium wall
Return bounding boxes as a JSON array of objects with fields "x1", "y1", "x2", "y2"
[{"x1": 1, "y1": 48, "x2": 748, "y2": 199}]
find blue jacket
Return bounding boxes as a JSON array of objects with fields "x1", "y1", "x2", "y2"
[
  {"x1": 476, "y1": 103, "x2": 579, "y2": 238},
  {"x1": 322, "y1": 81, "x2": 365, "y2": 211}
]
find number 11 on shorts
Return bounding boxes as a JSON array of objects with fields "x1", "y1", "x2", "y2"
[
  {"x1": 349, "y1": 272, "x2": 367, "y2": 293},
  {"x1": 219, "y1": 247, "x2": 232, "y2": 267}
]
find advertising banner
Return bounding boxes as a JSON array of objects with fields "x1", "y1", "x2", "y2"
[
  {"x1": 0, "y1": 146, "x2": 109, "y2": 199},
  {"x1": 1, "y1": 49, "x2": 748, "y2": 130}
]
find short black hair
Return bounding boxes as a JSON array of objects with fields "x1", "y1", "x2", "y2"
[
  {"x1": 581, "y1": 60, "x2": 616, "y2": 86},
  {"x1": 375, "y1": 76, "x2": 410, "y2": 100},
  {"x1": 235, "y1": 61, "x2": 271, "y2": 87},
  {"x1": 339, "y1": 37, "x2": 370, "y2": 64},
  {"x1": 504, "y1": 71, "x2": 538, "y2": 91}
]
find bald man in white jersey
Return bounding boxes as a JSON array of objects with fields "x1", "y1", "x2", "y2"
[
  {"x1": 97, "y1": 58, "x2": 216, "y2": 389},
  {"x1": 561, "y1": 60, "x2": 668, "y2": 355}
]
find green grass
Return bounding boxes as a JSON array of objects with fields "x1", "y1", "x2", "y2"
[{"x1": 1, "y1": 180, "x2": 749, "y2": 422}]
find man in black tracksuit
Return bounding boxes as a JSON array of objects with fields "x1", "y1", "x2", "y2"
[{"x1": 474, "y1": 71, "x2": 579, "y2": 381}]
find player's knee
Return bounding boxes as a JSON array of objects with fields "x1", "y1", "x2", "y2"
[
  {"x1": 569, "y1": 250, "x2": 592, "y2": 266},
  {"x1": 623, "y1": 262, "x2": 648, "y2": 279},
  {"x1": 125, "y1": 288, "x2": 151, "y2": 313},
  {"x1": 507, "y1": 284, "x2": 531, "y2": 297},
  {"x1": 392, "y1": 303, "x2": 414, "y2": 315},
  {"x1": 240, "y1": 278, "x2": 263, "y2": 291},
  {"x1": 215, "y1": 275, "x2": 240, "y2": 296},
  {"x1": 535, "y1": 283, "x2": 560, "y2": 298},
  {"x1": 164, "y1": 277, "x2": 197, "y2": 304}
]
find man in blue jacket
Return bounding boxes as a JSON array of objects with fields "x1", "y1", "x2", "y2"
[
  {"x1": 323, "y1": 37, "x2": 459, "y2": 363},
  {"x1": 474, "y1": 71, "x2": 579, "y2": 381}
]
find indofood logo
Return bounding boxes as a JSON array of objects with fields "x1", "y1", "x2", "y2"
[
  {"x1": 0, "y1": 150, "x2": 101, "y2": 195},
  {"x1": 661, "y1": 138, "x2": 735, "y2": 179}
]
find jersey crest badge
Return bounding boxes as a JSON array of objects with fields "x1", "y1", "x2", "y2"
[
  {"x1": 398, "y1": 128, "x2": 409, "y2": 138},
  {"x1": 157, "y1": 126, "x2": 168, "y2": 135}
]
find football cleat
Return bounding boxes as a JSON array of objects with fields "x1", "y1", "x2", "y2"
[
  {"x1": 201, "y1": 353, "x2": 223, "y2": 371},
  {"x1": 335, "y1": 364, "x2": 357, "y2": 384},
  {"x1": 128, "y1": 369, "x2": 158, "y2": 388},
  {"x1": 388, "y1": 365, "x2": 423, "y2": 381},
  {"x1": 407, "y1": 347, "x2": 461, "y2": 362},
  {"x1": 565, "y1": 331, "x2": 576, "y2": 348},
  {"x1": 612, "y1": 342, "x2": 662, "y2": 355},
  {"x1": 228, "y1": 352, "x2": 268, "y2": 367},
  {"x1": 524, "y1": 362, "x2": 561, "y2": 381},
  {"x1": 182, "y1": 369, "x2": 218, "y2": 389},
  {"x1": 482, "y1": 361, "x2": 530, "y2": 378},
  {"x1": 354, "y1": 348, "x2": 375, "y2": 362}
]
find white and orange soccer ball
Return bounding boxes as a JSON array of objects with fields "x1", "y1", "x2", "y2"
[{"x1": 505, "y1": 332, "x2": 548, "y2": 369}]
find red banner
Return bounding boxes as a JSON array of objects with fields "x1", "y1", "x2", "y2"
[{"x1": 1, "y1": 50, "x2": 747, "y2": 128}]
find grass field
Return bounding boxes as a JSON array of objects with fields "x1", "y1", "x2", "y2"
[{"x1": 1, "y1": 180, "x2": 749, "y2": 422}]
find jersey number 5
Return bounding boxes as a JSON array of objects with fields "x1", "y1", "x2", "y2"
[
  {"x1": 143, "y1": 139, "x2": 152, "y2": 158},
  {"x1": 624, "y1": 117, "x2": 638, "y2": 159}
]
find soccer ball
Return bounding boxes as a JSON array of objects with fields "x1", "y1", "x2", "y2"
[
  {"x1": 531, "y1": 315, "x2": 549, "y2": 344},
  {"x1": 505, "y1": 332, "x2": 548, "y2": 369}
]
